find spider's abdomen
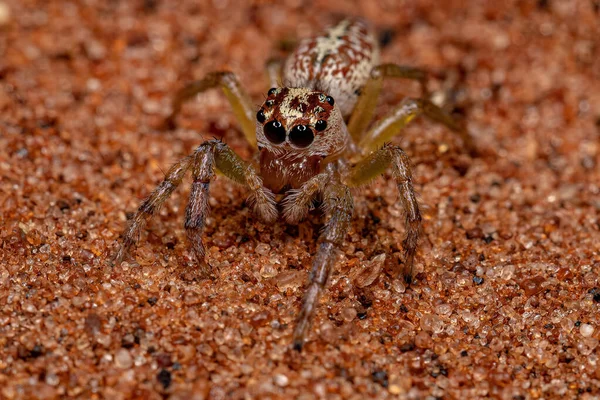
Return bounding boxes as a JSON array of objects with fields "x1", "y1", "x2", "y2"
[{"x1": 283, "y1": 19, "x2": 379, "y2": 118}]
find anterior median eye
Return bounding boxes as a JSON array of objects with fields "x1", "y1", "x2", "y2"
[
  {"x1": 264, "y1": 120, "x2": 286, "y2": 144},
  {"x1": 289, "y1": 125, "x2": 314, "y2": 148}
]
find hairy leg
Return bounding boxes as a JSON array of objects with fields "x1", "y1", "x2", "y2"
[
  {"x1": 183, "y1": 145, "x2": 215, "y2": 275},
  {"x1": 347, "y1": 63, "x2": 427, "y2": 142},
  {"x1": 163, "y1": 71, "x2": 257, "y2": 149},
  {"x1": 265, "y1": 58, "x2": 283, "y2": 89},
  {"x1": 343, "y1": 143, "x2": 421, "y2": 284},
  {"x1": 185, "y1": 141, "x2": 278, "y2": 267},
  {"x1": 210, "y1": 141, "x2": 278, "y2": 222},
  {"x1": 113, "y1": 140, "x2": 276, "y2": 267},
  {"x1": 293, "y1": 181, "x2": 353, "y2": 350},
  {"x1": 112, "y1": 156, "x2": 193, "y2": 265},
  {"x1": 358, "y1": 97, "x2": 474, "y2": 155},
  {"x1": 281, "y1": 172, "x2": 330, "y2": 224}
]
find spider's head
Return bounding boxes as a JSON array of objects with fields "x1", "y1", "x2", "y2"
[{"x1": 255, "y1": 87, "x2": 347, "y2": 159}]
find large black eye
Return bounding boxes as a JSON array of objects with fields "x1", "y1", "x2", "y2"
[
  {"x1": 289, "y1": 125, "x2": 314, "y2": 148},
  {"x1": 325, "y1": 96, "x2": 335, "y2": 106},
  {"x1": 264, "y1": 120, "x2": 286, "y2": 144},
  {"x1": 268, "y1": 88, "x2": 277, "y2": 96},
  {"x1": 256, "y1": 110, "x2": 266, "y2": 123},
  {"x1": 315, "y1": 120, "x2": 327, "y2": 131}
]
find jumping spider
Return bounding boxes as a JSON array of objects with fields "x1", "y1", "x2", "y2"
[{"x1": 114, "y1": 19, "x2": 473, "y2": 350}]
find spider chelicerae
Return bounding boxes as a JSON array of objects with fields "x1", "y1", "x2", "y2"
[{"x1": 113, "y1": 19, "x2": 473, "y2": 350}]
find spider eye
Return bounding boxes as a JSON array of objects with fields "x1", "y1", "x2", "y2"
[
  {"x1": 325, "y1": 96, "x2": 335, "y2": 106},
  {"x1": 289, "y1": 125, "x2": 314, "y2": 148},
  {"x1": 315, "y1": 120, "x2": 327, "y2": 131},
  {"x1": 256, "y1": 110, "x2": 266, "y2": 123},
  {"x1": 268, "y1": 88, "x2": 277, "y2": 96},
  {"x1": 264, "y1": 120, "x2": 286, "y2": 144}
]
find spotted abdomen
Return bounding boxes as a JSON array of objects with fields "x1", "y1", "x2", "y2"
[{"x1": 283, "y1": 19, "x2": 379, "y2": 118}]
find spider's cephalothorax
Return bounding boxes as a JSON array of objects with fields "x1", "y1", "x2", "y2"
[
  {"x1": 114, "y1": 19, "x2": 475, "y2": 351},
  {"x1": 256, "y1": 87, "x2": 348, "y2": 193}
]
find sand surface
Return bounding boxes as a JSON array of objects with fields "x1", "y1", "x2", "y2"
[{"x1": 1, "y1": 1, "x2": 599, "y2": 398}]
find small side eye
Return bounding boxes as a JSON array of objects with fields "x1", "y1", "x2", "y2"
[
  {"x1": 256, "y1": 110, "x2": 266, "y2": 123},
  {"x1": 289, "y1": 125, "x2": 314, "y2": 148},
  {"x1": 264, "y1": 120, "x2": 286, "y2": 144},
  {"x1": 315, "y1": 120, "x2": 327, "y2": 131},
  {"x1": 268, "y1": 88, "x2": 277, "y2": 96},
  {"x1": 325, "y1": 96, "x2": 335, "y2": 106}
]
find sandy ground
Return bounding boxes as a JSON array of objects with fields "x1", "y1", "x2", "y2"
[{"x1": 1, "y1": 0, "x2": 600, "y2": 399}]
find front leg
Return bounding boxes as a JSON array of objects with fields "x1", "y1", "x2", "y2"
[
  {"x1": 343, "y1": 143, "x2": 422, "y2": 284},
  {"x1": 184, "y1": 144, "x2": 216, "y2": 274},
  {"x1": 114, "y1": 140, "x2": 276, "y2": 269},
  {"x1": 163, "y1": 71, "x2": 258, "y2": 149},
  {"x1": 293, "y1": 181, "x2": 353, "y2": 350},
  {"x1": 185, "y1": 140, "x2": 278, "y2": 268}
]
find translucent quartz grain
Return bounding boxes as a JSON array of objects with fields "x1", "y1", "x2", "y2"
[
  {"x1": 114, "y1": 349, "x2": 133, "y2": 369},
  {"x1": 340, "y1": 307, "x2": 357, "y2": 322},
  {"x1": 580, "y1": 323, "x2": 594, "y2": 337},
  {"x1": 273, "y1": 374, "x2": 289, "y2": 387}
]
